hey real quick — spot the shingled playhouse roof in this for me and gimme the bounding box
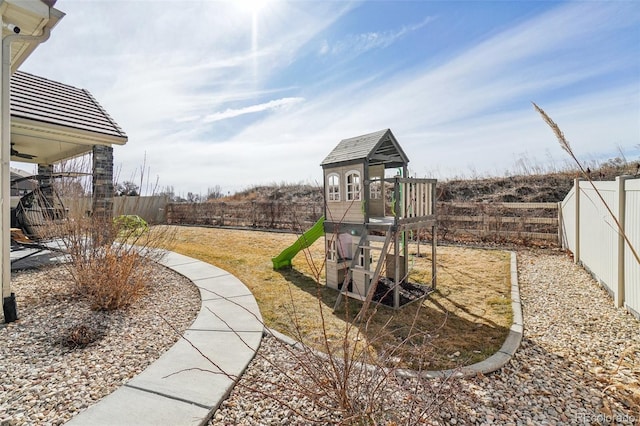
[320,128,409,169]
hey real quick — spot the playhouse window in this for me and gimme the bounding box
[327,239,337,261]
[346,171,361,201]
[370,180,381,199]
[327,173,340,202]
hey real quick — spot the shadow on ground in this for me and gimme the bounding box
[277,267,509,371]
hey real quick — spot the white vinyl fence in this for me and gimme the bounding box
[561,177,640,318]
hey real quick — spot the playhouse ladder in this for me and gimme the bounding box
[333,228,393,314]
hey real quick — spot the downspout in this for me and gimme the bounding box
[1,22,52,323]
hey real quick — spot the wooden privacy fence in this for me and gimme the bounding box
[560,177,640,318]
[167,199,561,244]
[437,202,560,244]
[166,201,323,230]
[62,195,169,224]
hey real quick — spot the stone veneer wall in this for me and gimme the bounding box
[37,163,54,207]
[92,145,114,219]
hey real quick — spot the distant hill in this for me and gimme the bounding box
[216,159,640,204]
[439,158,639,203]
[219,183,324,203]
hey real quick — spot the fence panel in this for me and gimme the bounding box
[560,177,640,318]
[625,179,640,316]
[578,183,618,298]
[61,196,169,224]
[437,202,559,244]
[560,186,576,251]
[166,201,323,231]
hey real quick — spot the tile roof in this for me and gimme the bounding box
[10,71,127,140]
[320,128,408,167]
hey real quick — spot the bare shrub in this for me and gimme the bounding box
[246,244,457,424]
[62,323,103,348]
[168,213,459,424]
[56,207,177,310]
[28,157,177,311]
[68,237,149,311]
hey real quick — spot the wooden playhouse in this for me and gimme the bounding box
[321,129,437,309]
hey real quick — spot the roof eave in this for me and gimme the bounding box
[11,116,127,163]
[12,116,127,145]
[1,2,65,73]
[321,158,365,170]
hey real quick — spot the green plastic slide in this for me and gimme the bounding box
[272,216,325,270]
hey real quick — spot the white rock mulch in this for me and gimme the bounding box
[2,250,638,425]
[0,263,200,426]
[210,250,639,425]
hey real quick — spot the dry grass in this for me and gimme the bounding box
[163,225,511,370]
[595,345,640,417]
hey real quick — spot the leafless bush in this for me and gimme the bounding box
[166,211,457,424]
[43,207,175,311]
[62,323,104,348]
[30,156,177,311]
[264,225,456,423]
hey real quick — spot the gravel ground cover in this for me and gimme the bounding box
[0,263,200,426]
[2,249,638,425]
[211,250,639,425]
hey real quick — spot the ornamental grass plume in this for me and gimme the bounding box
[532,102,640,266]
[532,102,585,174]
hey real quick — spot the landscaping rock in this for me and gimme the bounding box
[0,264,199,425]
[210,250,639,425]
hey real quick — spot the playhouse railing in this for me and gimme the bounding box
[370,177,437,225]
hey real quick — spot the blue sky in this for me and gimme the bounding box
[18,0,640,196]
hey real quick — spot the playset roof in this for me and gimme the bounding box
[320,128,409,169]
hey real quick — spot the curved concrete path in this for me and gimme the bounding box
[67,250,264,426]
[67,250,522,425]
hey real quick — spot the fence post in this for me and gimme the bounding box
[615,176,629,308]
[252,201,256,227]
[557,201,563,248]
[574,178,581,264]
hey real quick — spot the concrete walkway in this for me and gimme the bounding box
[67,251,264,426]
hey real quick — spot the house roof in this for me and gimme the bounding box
[10,71,127,139]
[320,128,409,168]
[9,71,128,164]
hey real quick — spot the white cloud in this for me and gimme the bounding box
[202,97,304,123]
[320,16,435,56]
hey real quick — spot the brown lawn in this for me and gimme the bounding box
[160,225,512,370]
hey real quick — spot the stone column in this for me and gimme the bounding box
[92,145,114,220]
[37,163,54,212]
